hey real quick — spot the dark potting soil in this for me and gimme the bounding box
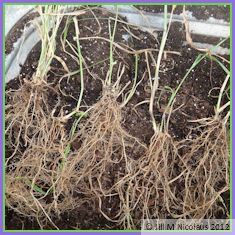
[135,5,230,22]
[5,7,230,230]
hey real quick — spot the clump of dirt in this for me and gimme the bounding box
[5,6,230,230]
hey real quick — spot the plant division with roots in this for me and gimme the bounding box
[5,6,86,229]
[59,10,148,227]
[115,6,180,228]
[175,74,230,219]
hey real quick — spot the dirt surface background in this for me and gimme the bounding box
[135,5,230,22]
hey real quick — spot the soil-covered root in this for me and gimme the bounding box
[175,117,230,219]
[5,81,74,228]
[116,130,180,229]
[6,80,61,160]
[62,86,147,226]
